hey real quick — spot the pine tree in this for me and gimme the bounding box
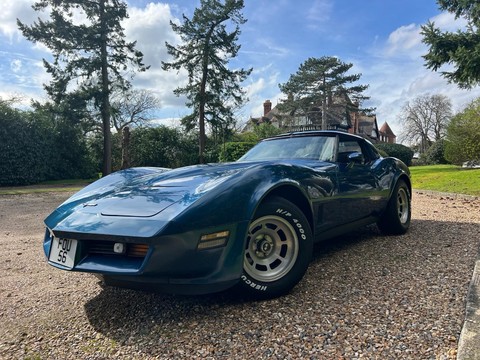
[278,56,371,130]
[18,0,148,175]
[162,0,252,163]
[422,1,480,89]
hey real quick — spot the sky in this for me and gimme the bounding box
[1,0,479,141]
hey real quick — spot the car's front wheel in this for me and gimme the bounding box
[235,196,313,299]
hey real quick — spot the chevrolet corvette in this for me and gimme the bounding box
[44,131,411,298]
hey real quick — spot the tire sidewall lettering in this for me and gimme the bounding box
[240,275,268,291]
[276,208,307,240]
[238,199,313,298]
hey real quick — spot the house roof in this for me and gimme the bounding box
[379,122,396,137]
[355,114,379,139]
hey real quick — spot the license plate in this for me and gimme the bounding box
[49,237,78,269]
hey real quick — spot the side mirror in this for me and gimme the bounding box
[348,152,364,164]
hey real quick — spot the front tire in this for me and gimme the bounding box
[377,179,411,235]
[236,196,313,299]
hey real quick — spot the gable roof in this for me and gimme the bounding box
[351,113,379,140]
[379,122,396,137]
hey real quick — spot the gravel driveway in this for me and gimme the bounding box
[0,191,479,359]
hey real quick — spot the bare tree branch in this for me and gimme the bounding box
[398,94,452,153]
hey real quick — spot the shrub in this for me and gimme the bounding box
[420,139,448,165]
[376,143,414,166]
[128,126,198,168]
[444,99,480,165]
[0,100,97,186]
[219,142,256,162]
[0,107,49,185]
[376,148,388,158]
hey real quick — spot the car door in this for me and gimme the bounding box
[330,134,381,225]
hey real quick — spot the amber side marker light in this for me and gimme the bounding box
[128,243,150,257]
[198,231,230,250]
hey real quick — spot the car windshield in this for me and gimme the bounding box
[238,135,336,162]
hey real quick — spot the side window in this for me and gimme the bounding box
[337,138,364,163]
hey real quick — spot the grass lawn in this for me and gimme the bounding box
[410,164,480,196]
[1,166,479,197]
[0,179,94,195]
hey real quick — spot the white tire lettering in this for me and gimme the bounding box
[276,208,292,217]
[240,275,267,291]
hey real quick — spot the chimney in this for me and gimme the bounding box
[263,100,272,116]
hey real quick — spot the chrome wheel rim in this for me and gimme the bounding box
[397,188,409,224]
[244,215,299,282]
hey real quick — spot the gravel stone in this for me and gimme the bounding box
[0,191,479,359]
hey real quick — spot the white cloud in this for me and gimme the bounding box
[0,0,37,41]
[10,59,22,72]
[351,9,480,142]
[245,77,266,100]
[0,48,49,104]
[385,24,423,58]
[431,11,467,31]
[125,3,187,110]
[307,0,332,23]
[150,117,182,129]
[245,38,291,58]
[359,11,480,139]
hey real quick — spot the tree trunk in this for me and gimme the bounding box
[99,0,112,175]
[321,76,327,130]
[321,100,327,130]
[121,126,131,169]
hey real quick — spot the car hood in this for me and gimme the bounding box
[45,163,255,236]
[45,160,334,238]
[51,163,252,214]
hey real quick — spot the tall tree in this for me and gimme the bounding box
[278,56,371,130]
[445,98,480,164]
[422,0,480,88]
[398,94,452,153]
[162,0,252,163]
[18,0,148,175]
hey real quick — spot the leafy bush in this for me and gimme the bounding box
[129,126,198,168]
[0,106,49,185]
[445,99,480,165]
[376,143,414,166]
[253,123,283,139]
[420,139,448,165]
[376,148,388,158]
[0,101,96,186]
[219,142,256,162]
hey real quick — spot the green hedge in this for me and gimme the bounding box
[219,142,256,162]
[0,102,95,186]
[0,108,49,186]
[376,143,414,166]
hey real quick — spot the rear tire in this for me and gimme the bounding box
[377,179,411,235]
[235,196,313,299]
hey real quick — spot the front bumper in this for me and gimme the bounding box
[44,220,249,294]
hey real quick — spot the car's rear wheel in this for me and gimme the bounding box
[236,196,313,299]
[377,179,411,235]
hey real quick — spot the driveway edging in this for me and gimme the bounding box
[458,259,480,360]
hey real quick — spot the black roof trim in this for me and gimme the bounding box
[264,130,365,141]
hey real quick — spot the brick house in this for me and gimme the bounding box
[378,122,397,143]
[244,98,395,143]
